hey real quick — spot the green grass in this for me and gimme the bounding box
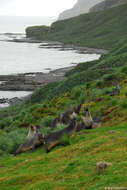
[0,124,127,190]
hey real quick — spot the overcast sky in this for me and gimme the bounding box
[0,0,77,17]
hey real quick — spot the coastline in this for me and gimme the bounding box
[0,39,104,92]
[39,41,108,55]
[0,66,74,107]
[3,37,109,55]
[0,40,105,107]
[0,66,74,91]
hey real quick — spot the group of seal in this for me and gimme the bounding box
[51,104,82,129]
[15,105,100,155]
[14,83,121,155]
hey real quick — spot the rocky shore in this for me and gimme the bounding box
[0,66,74,91]
[1,36,108,55]
[39,41,108,55]
[0,66,74,107]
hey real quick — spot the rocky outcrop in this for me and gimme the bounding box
[25,25,50,39]
[90,0,127,12]
[58,0,103,20]
[0,66,75,91]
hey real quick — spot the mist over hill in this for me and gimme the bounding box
[58,0,104,20]
[58,0,127,20]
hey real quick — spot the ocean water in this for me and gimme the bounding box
[0,16,100,75]
[0,91,32,99]
[0,36,100,75]
[0,16,100,101]
[0,16,54,33]
[0,90,32,108]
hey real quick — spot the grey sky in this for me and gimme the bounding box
[0,0,14,5]
[0,0,77,16]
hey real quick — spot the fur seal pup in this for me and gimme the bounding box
[51,104,82,129]
[61,104,82,124]
[50,116,61,130]
[15,125,45,155]
[45,119,77,153]
[82,107,93,129]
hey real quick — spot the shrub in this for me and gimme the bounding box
[104,95,111,101]
[76,115,82,122]
[90,88,102,100]
[61,133,71,146]
[102,87,114,95]
[0,117,13,129]
[0,149,4,156]
[53,124,67,132]
[103,74,116,82]
[96,80,104,88]
[40,116,54,127]
[121,66,127,75]
[0,128,27,154]
[109,99,118,107]
[78,93,87,104]
[22,113,34,126]
[40,127,52,136]
[120,101,127,109]
[86,82,91,89]
[125,92,127,98]
[72,87,83,99]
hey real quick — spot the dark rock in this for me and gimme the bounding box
[9,97,22,105]
[0,98,8,104]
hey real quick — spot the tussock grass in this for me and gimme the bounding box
[0,124,127,190]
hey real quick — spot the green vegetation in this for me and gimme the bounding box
[26,25,50,39]
[0,3,127,189]
[26,4,127,49]
[1,124,127,190]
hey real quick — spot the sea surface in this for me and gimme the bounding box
[0,16,100,103]
[0,34,100,75]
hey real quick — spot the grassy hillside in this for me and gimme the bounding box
[1,5,127,189]
[0,40,127,146]
[0,57,127,189]
[90,0,127,12]
[1,124,127,190]
[26,4,127,49]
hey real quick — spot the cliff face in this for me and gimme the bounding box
[90,0,127,12]
[58,0,104,20]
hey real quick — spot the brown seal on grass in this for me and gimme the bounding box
[15,125,45,155]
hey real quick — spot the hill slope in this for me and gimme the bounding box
[90,0,127,12]
[0,37,127,190]
[1,124,127,190]
[1,4,127,190]
[26,4,127,49]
